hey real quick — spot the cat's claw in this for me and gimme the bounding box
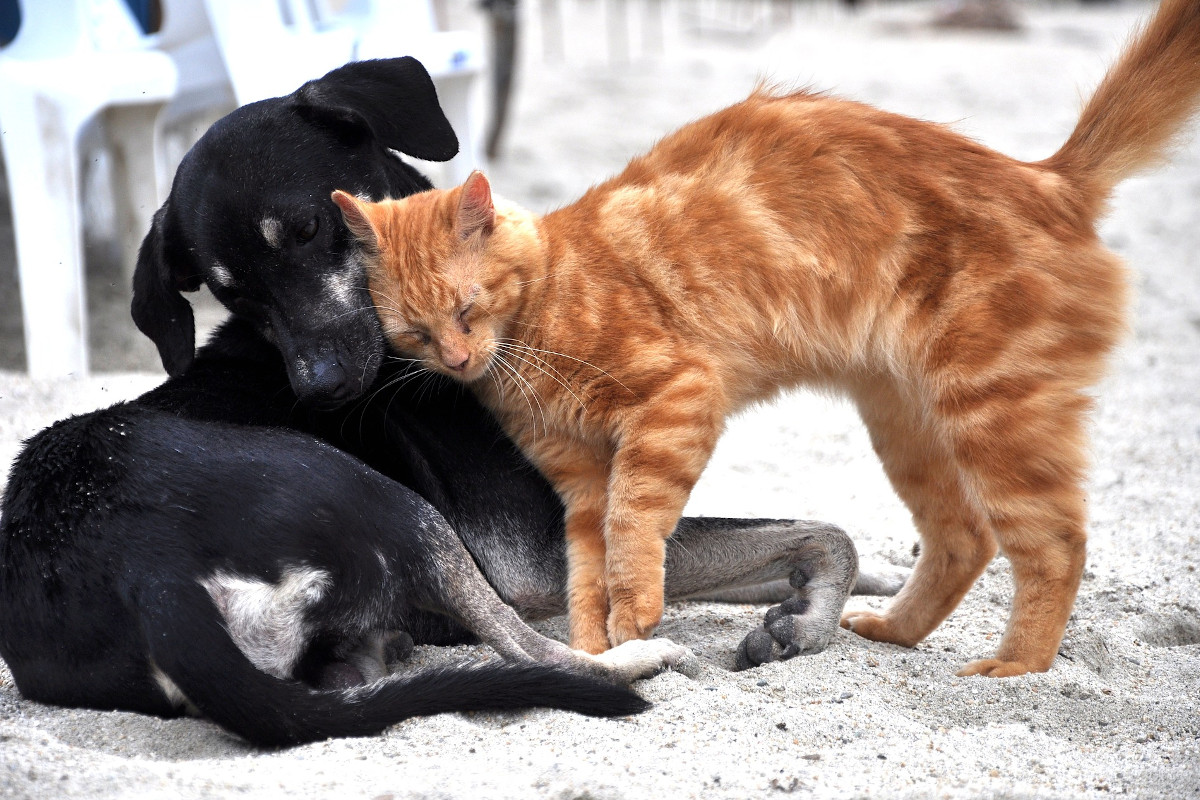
[734,595,838,670]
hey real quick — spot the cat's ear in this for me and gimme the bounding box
[457,170,495,241]
[331,190,380,249]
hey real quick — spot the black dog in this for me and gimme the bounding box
[0,59,884,747]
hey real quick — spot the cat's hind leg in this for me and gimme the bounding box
[941,383,1092,677]
[840,379,999,651]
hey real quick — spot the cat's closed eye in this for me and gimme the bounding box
[398,329,432,346]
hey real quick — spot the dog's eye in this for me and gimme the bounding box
[297,217,319,243]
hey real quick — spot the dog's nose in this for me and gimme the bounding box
[304,356,355,406]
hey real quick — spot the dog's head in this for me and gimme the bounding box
[132,57,458,406]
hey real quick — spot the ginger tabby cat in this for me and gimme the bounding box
[334,0,1200,676]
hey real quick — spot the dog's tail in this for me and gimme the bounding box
[1043,0,1200,209]
[147,585,648,747]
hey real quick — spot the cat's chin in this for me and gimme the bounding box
[450,361,490,385]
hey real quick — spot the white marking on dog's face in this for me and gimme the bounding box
[198,565,332,679]
[259,217,283,249]
[323,264,359,310]
[209,259,235,288]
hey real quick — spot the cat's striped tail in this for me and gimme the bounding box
[1044,0,1200,206]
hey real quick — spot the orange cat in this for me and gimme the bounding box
[334,0,1200,676]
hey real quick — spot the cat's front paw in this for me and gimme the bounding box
[956,657,1046,678]
[569,618,613,655]
[606,591,664,646]
[839,609,922,647]
[735,595,838,670]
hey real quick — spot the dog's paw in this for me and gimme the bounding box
[592,637,696,681]
[385,631,415,664]
[956,657,1044,678]
[734,595,838,670]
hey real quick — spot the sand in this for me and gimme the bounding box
[1,1,1197,797]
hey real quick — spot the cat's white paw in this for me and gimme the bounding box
[586,637,695,681]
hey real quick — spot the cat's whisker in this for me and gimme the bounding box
[490,349,547,436]
[323,304,380,323]
[496,338,629,398]
[483,357,507,405]
[492,344,550,430]
[494,342,588,410]
[514,272,558,288]
[374,362,438,403]
[492,339,575,390]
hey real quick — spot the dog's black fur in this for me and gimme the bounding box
[0,59,876,747]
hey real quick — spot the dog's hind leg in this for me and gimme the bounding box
[414,518,691,683]
[662,519,861,669]
[690,560,908,604]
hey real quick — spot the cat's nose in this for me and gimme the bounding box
[445,353,470,372]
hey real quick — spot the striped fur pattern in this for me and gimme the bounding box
[336,0,1200,676]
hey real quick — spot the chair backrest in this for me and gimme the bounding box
[313,0,440,37]
[202,0,355,105]
[155,0,214,49]
[2,0,147,60]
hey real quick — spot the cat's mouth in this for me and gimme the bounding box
[443,351,492,384]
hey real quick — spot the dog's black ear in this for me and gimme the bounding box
[131,203,201,376]
[290,57,459,162]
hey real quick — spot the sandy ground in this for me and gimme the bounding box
[1,1,1198,797]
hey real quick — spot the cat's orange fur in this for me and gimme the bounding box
[334,0,1200,676]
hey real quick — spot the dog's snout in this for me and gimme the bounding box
[292,354,358,407]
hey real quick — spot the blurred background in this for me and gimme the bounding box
[0,0,1167,375]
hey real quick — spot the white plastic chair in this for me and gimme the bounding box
[200,0,358,106]
[155,0,235,132]
[0,0,178,377]
[301,0,485,183]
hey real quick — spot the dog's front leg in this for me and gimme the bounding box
[661,518,864,668]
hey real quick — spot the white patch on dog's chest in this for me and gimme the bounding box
[198,565,331,679]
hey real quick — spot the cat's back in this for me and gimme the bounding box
[593,88,1053,215]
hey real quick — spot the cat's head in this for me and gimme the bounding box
[332,172,526,384]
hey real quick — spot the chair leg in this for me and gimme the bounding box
[435,74,483,185]
[483,0,519,159]
[0,86,90,376]
[104,103,168,286]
